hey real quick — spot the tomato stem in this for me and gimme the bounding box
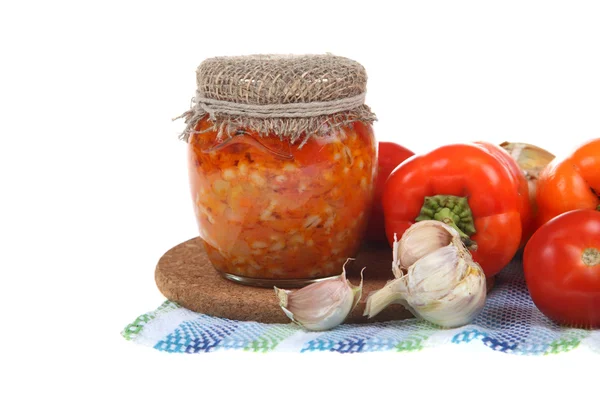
[415,195,478,251]
[582,248,600,267]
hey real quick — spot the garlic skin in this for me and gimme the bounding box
[500,142,555,214]
[364,221,486,328]
[499,141,555,182]
[274,264,364,331]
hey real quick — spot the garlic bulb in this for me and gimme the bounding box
[274,263,364,331]
[364,221,486,328]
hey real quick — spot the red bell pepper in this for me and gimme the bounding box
[383,142,528,277]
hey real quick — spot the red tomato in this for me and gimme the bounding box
[365,142,414,242]
[523,209,600,328]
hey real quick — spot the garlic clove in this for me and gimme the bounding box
[274,263,364,331]
[409,262,486,328]
[405,245,463,303]
[397,221,454,270]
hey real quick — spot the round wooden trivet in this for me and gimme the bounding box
[155,237,414,324]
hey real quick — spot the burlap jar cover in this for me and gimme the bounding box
[177,54,377,144]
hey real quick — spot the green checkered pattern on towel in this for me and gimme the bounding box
[122,259,600,355]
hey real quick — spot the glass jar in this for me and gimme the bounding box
[188,116,377,287]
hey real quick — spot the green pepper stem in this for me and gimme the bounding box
[415,195,478,251]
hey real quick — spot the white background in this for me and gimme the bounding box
[1,1,599,399]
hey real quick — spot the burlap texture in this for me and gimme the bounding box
[176,54,376,144]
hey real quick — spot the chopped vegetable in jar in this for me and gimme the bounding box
[189,117,376,280]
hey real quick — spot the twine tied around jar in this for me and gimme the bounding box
[175,54,377,146]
